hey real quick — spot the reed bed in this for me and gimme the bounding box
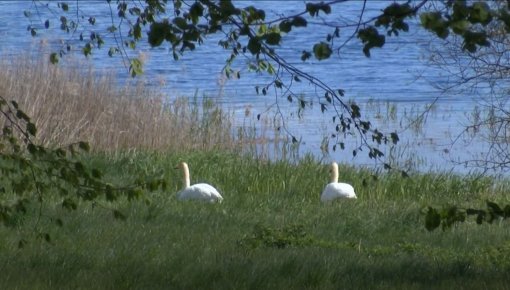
[0,55,246,153]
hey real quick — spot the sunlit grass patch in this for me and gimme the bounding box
[1,150,510,289]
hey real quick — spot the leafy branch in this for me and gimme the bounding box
[26,0,504,172]
[24,1,415,169]
[424,200,510,231]
[0,96,166,244]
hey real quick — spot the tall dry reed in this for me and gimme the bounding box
[0,54,241,153]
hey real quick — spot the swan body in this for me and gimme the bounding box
[177,162,223,203]
[321,162,357,202]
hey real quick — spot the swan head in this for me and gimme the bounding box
[175,161,188,170]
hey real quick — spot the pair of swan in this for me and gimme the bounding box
[176,161,357,203]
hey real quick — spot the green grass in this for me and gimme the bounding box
[1,151,510,289]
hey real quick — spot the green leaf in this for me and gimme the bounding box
[74,161,85,173]
[265,32,281,45]
[27,122,37,137]
[299,99,306,109]
[420,12,449,39]
[301,50,312,61]
[279,20,292,33]
[16,109,30,121]
[49,53,59,64]
[487,201,503,215]
[133,23,142,40]
[189,2,204,24]
[390,132,399,144]
[219,0,239,18]
[129,58,143,77]
[78,141,90,152]
[27,143,37,155]
[504,205,510,218]
[60,16,68,31]
[476,212,486,224]
[247,37,261,54]
[148,21,171,47]
[452,1,469,21]
[350,103,361,118]
[291,16,307,27]
[83,43,92,57]
[129,7,141,16]
[425,207,441,231]
[60,2,69,11]
[358,27,385,57]
[306,3,319,16]
[91,169,102,179]
[313,42,332,60]
[450,20,470,34]
[108,47,118,57]
[462,30,489,52]
[306,3,331,17]
[469,2,492,25]
[499,9,510,33]
[173,17,187,30]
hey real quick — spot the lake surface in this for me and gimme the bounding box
[0,1,499,174]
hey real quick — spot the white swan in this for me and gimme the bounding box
[321,162,357,202]
[176,162,223,203]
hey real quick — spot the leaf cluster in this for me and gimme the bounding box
[424,201,510,231]
[420,1,495,52]
[359,3,416,57]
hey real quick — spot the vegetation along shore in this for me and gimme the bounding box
[0,55,510,290]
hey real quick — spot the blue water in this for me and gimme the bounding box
[0,1,495,173]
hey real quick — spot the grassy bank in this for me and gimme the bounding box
[1,151,510,289]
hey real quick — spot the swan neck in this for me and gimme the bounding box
[182,162,191,188]
[330,162,339,183]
